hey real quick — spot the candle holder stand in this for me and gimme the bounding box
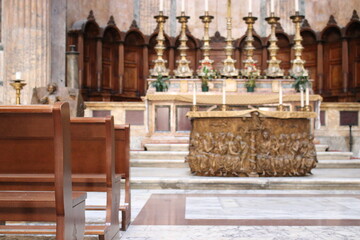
[277,104,285,111]
[150,11,170,77]
[265,13,284,78]
[241,14,260,77]
[198,12,214,77]
[289,12,308,77]
[10,80,27,105]
[174,13,193,78]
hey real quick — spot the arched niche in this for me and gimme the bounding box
[83,21,100,90]
[124,30,145,98]
[346,21,360,91]
[148,33,171,73]
[239,35,263,71]
[322,26,342,93]
[102,26,121,94]
[275,33,291,74]
[174,34,198,73]
[301,29,318,91]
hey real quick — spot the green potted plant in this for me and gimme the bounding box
[245,77,256,92]
[198,64,215,92]
[151,74,169,92]
[293,75,310,92]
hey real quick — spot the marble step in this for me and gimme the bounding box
[317,159,360,168]
[145,144,329,152]
[131,159,360,169]
[145,144,189,152]
[131,159,188,168]
[316,152,353,160]
[315,144,329,152]
[130,167,360,190]
[130,151,188,160]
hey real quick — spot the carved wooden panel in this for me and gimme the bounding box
[124,32,144,97]
[348,23,360,89]
[102,29,120,93]
[323,29,342,93]
[301,31,318,91]
[83,23,99,90]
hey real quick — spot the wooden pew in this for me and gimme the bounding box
[70,116,121,240]
[115,124,131,231]
[0,102,86,240]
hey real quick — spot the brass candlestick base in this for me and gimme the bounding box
[174,13,193,78]
[221,104,227,111]
[289,12,308,77]
[10,80,27,105]
[198,12,215,76]
[265,14,284,78]
[304,105,312,112]
[192,105,198,112]
[277,104,285,111]
[241,14,260,77]
[150,12,170,77]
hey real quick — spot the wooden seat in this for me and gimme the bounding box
[70,116,121,240]
[0,102,86,240]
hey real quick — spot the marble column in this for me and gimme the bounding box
[3,0,51,104]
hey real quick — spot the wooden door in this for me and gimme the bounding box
[102,29,120,93]
[323,29,342,94]
[347,23,360,91]
[83,23,99,90]
[124,47,142,97]
[302,31,318,91]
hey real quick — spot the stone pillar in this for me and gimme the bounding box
[3,0,51,104]
[342,37,349,92]
[66,45,79,89]
[317,40,324,94]
[51,0,67,87]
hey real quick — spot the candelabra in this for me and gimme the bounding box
[10,79,27,105]
[174,13,193,78]
[289,12,308,77]
[220,0,238,77]
[150,11,170,77]
[197,12,214,77]
[241,13,260,77]
[265,13,284,78]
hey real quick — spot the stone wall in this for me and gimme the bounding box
[65,0,359,38]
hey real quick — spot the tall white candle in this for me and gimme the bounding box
[248,0,252,13]
[279,81,283,105]
[205,0,208,12]
[15,72,21,80]
[305,85,309,106]
[300,86,304,108]
[271,0,275,13]
[295,0,299,12]
[193,82,196,105]
[181,0,185,12]
[160,0,164,11]
[222,80,226,105]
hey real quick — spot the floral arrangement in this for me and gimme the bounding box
[292,75,310,92]
[198,61,216,87]
[244,63,259,88]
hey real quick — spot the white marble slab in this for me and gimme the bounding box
[186,197,360,220]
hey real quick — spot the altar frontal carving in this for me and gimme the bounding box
[186,112,317,177]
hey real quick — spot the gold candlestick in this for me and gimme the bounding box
[241,14,260,77]
[265,13,284,78]
[198,12,214,77]
[174,13,193,78]
[220,0,238,77]
[10,80,27,105]
[289,12,308,77]
[150,11,170,77]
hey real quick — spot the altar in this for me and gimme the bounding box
[186,109,318,177]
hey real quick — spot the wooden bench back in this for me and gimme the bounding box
[0,102,72,215]
[70,116,115,185]
[114,124,130,178]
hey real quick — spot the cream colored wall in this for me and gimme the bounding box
[66,0,359,37]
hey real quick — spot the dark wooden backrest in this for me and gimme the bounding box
[114,124,130,178]
[70,116,115,185]
[0,102,72,216]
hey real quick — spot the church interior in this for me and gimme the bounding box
[0,0,360,239]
